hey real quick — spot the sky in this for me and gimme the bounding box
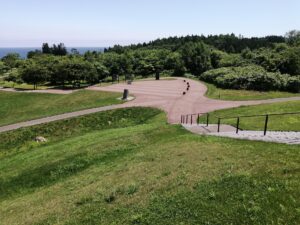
[0,0,300,47]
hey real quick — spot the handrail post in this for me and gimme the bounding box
[217,118,221,132]
[191,115,193,125]
[206,113,209,127]
[197,114,200,125]
[186,115,188,124]
[264,115,269,136]
[236,117,240,134]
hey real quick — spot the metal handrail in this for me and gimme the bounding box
[217,111,300,120]
[217,111,300,135]
[180,113,209,126]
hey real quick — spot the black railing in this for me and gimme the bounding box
[181,111,300,136]
[181,113,210,126]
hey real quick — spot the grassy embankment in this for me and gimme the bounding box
[204,82,300,100]
[0,107,299,225]
[0,90,122,126]
[199,101,300,131]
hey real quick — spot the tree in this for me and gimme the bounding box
[27,50,43,59]
[52,43,68,56]
[181,42,212,76]
[42,43,51,54]
[210,50,223,68]
[280,47,300,75]
[71,48,80,55]
[4,68,22,85]
[21,60,50,89]
[0,61,8,75]
[1,53,21,69]
[285,30,300,46]
[52,57,97,86]
[166,52,186,76]
[93,62,109,81]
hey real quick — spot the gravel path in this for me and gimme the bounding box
[0,104,128,133]
[183,124,300,145]
[1,78,299,133]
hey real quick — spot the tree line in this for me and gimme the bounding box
[1,30,300,92]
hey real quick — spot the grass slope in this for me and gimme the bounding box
[0,107,299,225]
[0,90,122,126]
[199,101,300,131]
[204,82,300,101]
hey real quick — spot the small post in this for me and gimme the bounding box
[217,118,221,132]
[197,114,200,125]
[122,89,129,100]
[191,115,193,125]
[155,71,160,80]
[186,115,188,124]
[236,117,240,134]
[206,113,209,127]
[264,115,269,136]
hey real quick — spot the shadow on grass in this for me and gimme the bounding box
[0,147,134,200]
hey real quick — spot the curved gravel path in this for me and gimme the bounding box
[0,78,299,133]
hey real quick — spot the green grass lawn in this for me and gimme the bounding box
[0,107,299,225]
[0,81,51,90]
[204,82,300,101]
[199,101,300,131]
[0,90,122,126]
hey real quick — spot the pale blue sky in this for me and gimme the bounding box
[0,0,299,47]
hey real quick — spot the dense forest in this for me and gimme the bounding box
[0,31,299,92]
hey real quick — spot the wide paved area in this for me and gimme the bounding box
[88,78,300,123]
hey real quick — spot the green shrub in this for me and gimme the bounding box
[200,66,298,92]
[286,76,300,92]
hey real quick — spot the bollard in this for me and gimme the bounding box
[206,113,209,127]
[155,72,160,80]
[217,118,221,132]
[122,89,129,100]
[264,115,269,136]
[236,117,240,134]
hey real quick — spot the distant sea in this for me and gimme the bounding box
[0,47,106,58]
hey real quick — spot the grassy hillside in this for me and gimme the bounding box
[0,107,299,225]
[0,90,122,126]
[204,82,300,101]
[199,101,300,131]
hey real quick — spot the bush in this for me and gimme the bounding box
[200,66,298,92]
[286,76,300,92]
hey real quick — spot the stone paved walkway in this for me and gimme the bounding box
[209,130,300,145]
[88,78,300,124]
[183,124,300,145]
